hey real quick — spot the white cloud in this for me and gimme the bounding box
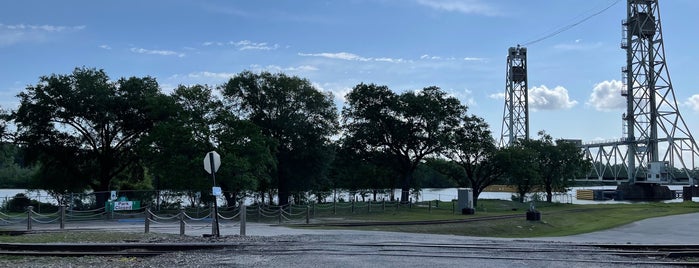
[130,47,185,57]
[0,23,85,46]
[553,39,604,51]
[685,95,699,112]
[463,57,485,61]
[185,71,237,79]
[231,40,279,50]
[203,40,280,51]
[0,23,85,32]
[587,80,626,111]
[99,44,112,50]
[529,85,578,110]
[489,92,504,100]
[249,64,319,73]
[298,52,405,63]
[421,54,441,60]
[415,0,500,16]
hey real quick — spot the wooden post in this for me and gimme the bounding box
[367,201,371,213]
[26,206,33,231]
[351,199,355,213]
[240,204,246,236]
[59,205,66,230]
[305,206,310,224]
[278,207,283,224]
[145,208,150,233]
[179,208,185,236]
[428,201,432,213]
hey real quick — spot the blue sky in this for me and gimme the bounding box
[1,0,698,143]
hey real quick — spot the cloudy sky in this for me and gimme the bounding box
[1,0,698,143]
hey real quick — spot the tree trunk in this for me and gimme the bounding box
[546,183,553,203]
[400,172,413,203]
[472,189,481,208]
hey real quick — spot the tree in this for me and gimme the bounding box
[342,83,466,203]
[221,71,338,206]
[331,142,398,202]
[140,84,218,206]
[499,142,539,203]
[13,67,169,207]
[442,115,504,207]
[141,84,275,207]
[531,131,590,202]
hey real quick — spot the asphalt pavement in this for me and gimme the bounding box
[17,212,699,245]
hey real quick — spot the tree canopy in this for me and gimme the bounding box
[342,83,466,203]
[221,71,338,205]
[13,67,170,205]
[442,115,504,207]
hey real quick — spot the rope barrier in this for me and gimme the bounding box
[30,216,60,224]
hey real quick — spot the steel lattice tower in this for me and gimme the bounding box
[622,0,699,183]
[499,46,529,147]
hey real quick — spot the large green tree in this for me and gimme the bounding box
[140,85,218,206]
[530,131,590,202]
[13,67,169,206]
[342,83,466,203]
[443,115,504,207]
[142,84,275,207]
[499,142,540,203]
[221,71,338,206]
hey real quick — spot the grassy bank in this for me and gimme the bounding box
[306,199,699,238]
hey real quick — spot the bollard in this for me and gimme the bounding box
[428,201,432,213]
[145,208,151,234]
[306,206,310,224]
[27,206,33,231]
[60,205,66,230]
[351,200,355,213]
[367,201,371,213]
[382,200,385,212]
[179,208,185,236]
[240,204,246,236]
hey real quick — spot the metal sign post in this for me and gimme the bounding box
[204,151,221,237]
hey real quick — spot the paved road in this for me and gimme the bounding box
[16,212,699,245]
[7,213,699,267]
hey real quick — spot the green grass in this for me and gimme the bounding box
[302,200,699,238]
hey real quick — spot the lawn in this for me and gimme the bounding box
[301,199,699,238]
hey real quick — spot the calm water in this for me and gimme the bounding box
[0,186,694,207]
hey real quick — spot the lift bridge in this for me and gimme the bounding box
[500,0,699,198]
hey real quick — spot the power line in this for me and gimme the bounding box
[522,0,622,47]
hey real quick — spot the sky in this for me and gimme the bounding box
[1,0,698,144]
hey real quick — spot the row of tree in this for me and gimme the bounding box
[0,67,589,207]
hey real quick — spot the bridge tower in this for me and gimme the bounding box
[499,45,529,147]
[621,0,699,184]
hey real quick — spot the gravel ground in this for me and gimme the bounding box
[0,233,689,268]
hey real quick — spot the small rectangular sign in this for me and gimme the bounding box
[212,187,222,197]
[114,201,133,211]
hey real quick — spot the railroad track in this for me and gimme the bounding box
[0,240,697,266]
